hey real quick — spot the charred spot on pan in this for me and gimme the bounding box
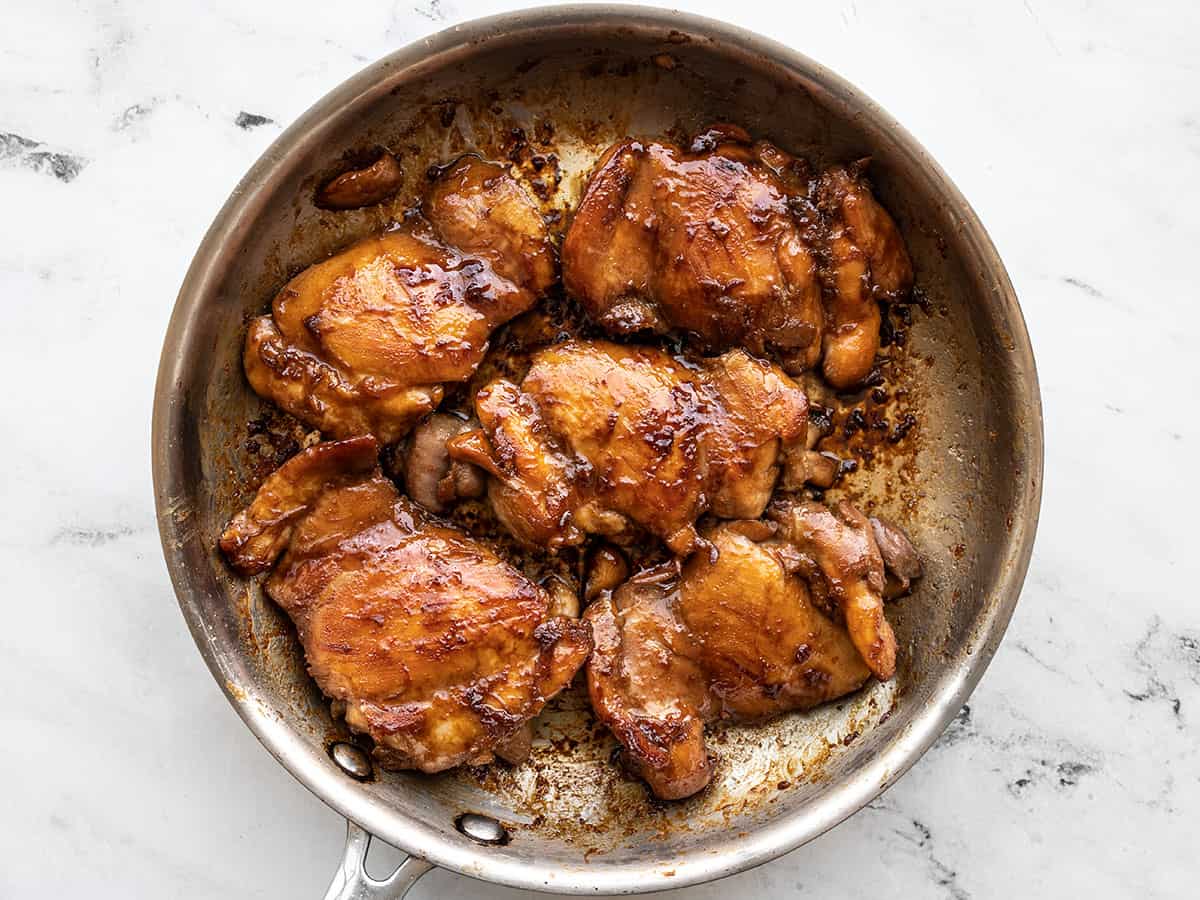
[843,408,866,437]
[861,367,887,388]
[911,286,935,315]
[242,410,316,480]
[503,127,529,163]
[878,304,897,348]
[548,735,581,753]
[534,119,555,146]
[808,403,833,433]
[889,413,918,444]
[435,99,459,127]
[879,299,917,350]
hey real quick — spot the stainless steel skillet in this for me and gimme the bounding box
[152,6,1043,896]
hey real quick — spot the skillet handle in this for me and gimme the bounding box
[323,821,435,900]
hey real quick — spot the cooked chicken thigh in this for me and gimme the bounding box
[446,340,810,556]
[562,126,826,373]
[244,157,554,444]
[219,436,591,773]
[586,515,883,800]
[563,128,913,389]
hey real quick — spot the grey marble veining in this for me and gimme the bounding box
[1,0,1197,897]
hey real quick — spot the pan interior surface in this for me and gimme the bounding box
[153,8,1041,894]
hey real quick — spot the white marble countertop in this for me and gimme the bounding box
[2,0,1197,896]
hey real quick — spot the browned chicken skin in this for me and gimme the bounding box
[446,339,809,555]
[218,436,592,773]
[244,156,554,444]
[586,514,885,800]
[563,127,826,373]
[563,128,913,389]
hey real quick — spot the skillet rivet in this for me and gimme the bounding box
[330,742,372,780]
[455,813,509,845]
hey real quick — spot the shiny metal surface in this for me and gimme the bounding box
[455,814,511,847]
[331,743,374,781]
[152,5,1043,895]
[323,822,433,900]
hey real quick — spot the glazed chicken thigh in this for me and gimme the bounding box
[244,156,554,444]
[562,126,826,374]
[446,340,810,556]
[586,514,869,799]
[563,128,913,389]
[219,436,591,772]
[587,500,914,799]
